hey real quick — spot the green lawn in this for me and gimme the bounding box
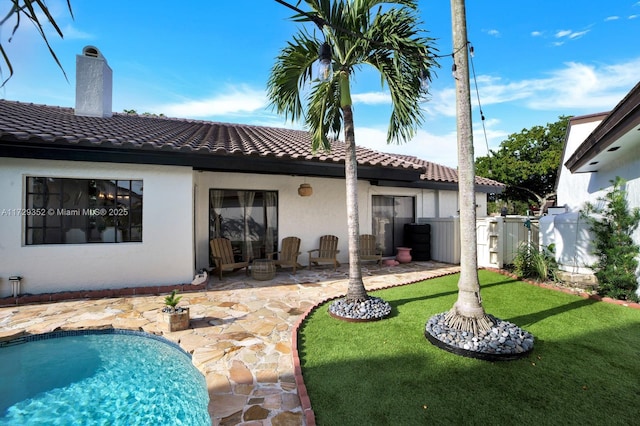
[297,270,640,425]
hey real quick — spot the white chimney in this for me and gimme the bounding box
[75,46,112,117]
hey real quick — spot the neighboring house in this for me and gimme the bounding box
[0,46,504,297]
[544,81,640,289]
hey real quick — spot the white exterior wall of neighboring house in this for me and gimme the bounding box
[0,158,194,297]
[551,115,640,281]
[556,116,607,211]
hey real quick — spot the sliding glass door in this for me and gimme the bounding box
[209,189,278,262]
[372,195,415,256]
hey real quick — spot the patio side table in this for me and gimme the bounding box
[251,259,276,280]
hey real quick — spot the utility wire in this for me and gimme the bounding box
[468,44,491,158]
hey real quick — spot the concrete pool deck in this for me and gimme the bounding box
[0,261,460,425]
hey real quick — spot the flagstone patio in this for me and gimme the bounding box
[0,261,460,425]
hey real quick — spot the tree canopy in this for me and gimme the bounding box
[475,115,570,213]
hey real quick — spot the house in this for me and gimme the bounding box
[0,46,504,297]
[544,80,640,291]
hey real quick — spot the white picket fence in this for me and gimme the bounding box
[417,216,539,268]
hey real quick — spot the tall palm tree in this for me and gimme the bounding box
[268,0,437,310]
[441,0,493,334]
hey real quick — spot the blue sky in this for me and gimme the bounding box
[1,0,639,167]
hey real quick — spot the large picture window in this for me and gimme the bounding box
[209,189,278,262]
[25,177,143,244]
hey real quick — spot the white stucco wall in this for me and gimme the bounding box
[0,158,194,297]
[556,117,606,211]
[193,171,489,272]
[553,116,640,284]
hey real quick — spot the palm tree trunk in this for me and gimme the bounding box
[342,103,368,302]
[444,0,493,335]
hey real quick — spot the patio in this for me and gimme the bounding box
[0,261,460,425]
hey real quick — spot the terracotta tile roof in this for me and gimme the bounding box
[0,100,419,171]
[393,154,506,189]
[0,100,504,190]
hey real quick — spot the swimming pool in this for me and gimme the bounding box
[0,330,210,425]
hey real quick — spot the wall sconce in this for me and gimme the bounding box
[9,275,22,298]
[298,183,313,197]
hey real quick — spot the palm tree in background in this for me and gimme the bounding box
[268,0,438,310]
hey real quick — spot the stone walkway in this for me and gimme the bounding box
[0,261,460,425]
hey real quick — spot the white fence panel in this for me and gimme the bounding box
[417,217,460,264]
[419,216,538,268]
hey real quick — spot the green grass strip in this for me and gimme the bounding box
[298,270,640,425]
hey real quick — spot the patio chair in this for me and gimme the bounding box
[209,238,250,280]
[359,234,383,266]
[267,236,303,274]
[308,235,341,270]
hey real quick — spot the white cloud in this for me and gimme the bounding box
[156,85,267,118]
[354,126,459,167]
[61,24,93,40]
[439,57,640,113]
[605,16,620,21]
[352,122,506,168]
[523,60,640,110]
[531,31,543,37]
[485,29,500,37]
[568,30,589,39]
[554,28,589,41]
[352,91,391,105]
[555,30,573,38]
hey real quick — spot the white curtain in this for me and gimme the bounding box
[237,191,255,260]
[265,192,277,254]
[210,190,224,238]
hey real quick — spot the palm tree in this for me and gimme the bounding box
[441,0,493,334]
[0,0,73,86]
[268,0,437,312]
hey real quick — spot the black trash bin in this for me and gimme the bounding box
[403,223,431,261]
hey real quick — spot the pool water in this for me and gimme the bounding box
[0,331,210,425]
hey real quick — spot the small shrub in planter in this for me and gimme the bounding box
[160,290,190,331]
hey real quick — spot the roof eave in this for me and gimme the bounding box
[565,82,640,173]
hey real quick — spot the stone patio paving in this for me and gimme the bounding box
[0,261,460,425]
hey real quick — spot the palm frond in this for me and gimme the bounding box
[267,30,320,124]
[0,0,73,87]
[269,0,439,147]
[306,77,342,151]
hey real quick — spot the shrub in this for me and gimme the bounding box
[583,177,640,302]
[512,241,558,281]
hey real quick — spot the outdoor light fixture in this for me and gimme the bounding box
[318,42,332,81]
[8,275,22,298]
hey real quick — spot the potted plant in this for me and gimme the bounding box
[160,290,190,332]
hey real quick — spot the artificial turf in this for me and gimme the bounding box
[297,270,640,425]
